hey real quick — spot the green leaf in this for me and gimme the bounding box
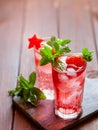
[82,48,93,62]
[57,39,62,45]
[19,75,29,89]
[40,46,52,57]
[40,46,54,65]
[53,60,65,71]
[22,89,30,102]
[8,86,22,95]
[30,87,46,100]
[8,90,16,95]
[28,83,33,88]
[60,47,71,54]
[40,56,51,66]
[53,42,59,51]
[8,71,46,107]
[57,39,71,46]
[29,72,36,86]
[61,39,71,46]
[39,36,71,68]
[47,41,53,47]
[15,86,22,95]
[47,36,57,47]
[29,94,38,107]
[50,36,56,41]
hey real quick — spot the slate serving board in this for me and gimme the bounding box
[13,75,98,130]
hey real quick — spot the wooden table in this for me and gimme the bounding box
[0,0,98,129]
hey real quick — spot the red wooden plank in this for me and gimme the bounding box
[18,0,58,77]
[90,0,98,58]
[13,0,58,129]
[0,0,24,130]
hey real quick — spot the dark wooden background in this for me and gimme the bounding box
[0,0,98,130]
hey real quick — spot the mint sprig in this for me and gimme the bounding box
[40,36,71,67]
[8,72,46,106]
[82,48,93,62]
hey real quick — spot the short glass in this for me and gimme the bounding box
[34,38,54,100]
[52,53,87,119]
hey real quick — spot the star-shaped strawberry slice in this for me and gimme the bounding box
[28,34,44,49]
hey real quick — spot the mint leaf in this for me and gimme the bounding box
[57,39,71,46]
[50,36,56,41]
[39,36,71,70]
[29,72,36,86]
[82,48,93,62]
[19,74,29,89]
[40,46,54,65]
[30,87,46,100]
[53,60,65,71]
[8,90,16,95]
[40,46,52,57]
[40,56,51,65]
[29,94,38,106]
[60,47,71,54]
[61,39,71,45]
[8,72,46,106]
[22,89,30,102]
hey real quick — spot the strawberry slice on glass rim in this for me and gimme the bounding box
[65,55,87,76]
[66,55,86,67]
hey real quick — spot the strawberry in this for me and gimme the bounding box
[66,55,85,67]
[52,48,55,55]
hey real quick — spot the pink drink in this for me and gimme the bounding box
[34,47,54,100]
[52,54,87,119]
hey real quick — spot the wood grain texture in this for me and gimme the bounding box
[18,0,58,77]
[90,0,98,59]
[0,0,98,130]
[0,0,24,130]
[59,0,98,70]
[58,0,98,129]
[13,0,58,130]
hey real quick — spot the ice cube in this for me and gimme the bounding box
[58,73,69,82]
[67,69,77,77]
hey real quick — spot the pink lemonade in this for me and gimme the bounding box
[34,47,54,100]
[52,54,87,119]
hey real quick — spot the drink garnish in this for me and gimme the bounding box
[66,48,93,67]
[40,36,71,70]
[39,36,93,71]
[66,55,85,67]
[8,72,46,106]
[28,34,44,49]
[82,48,93,62]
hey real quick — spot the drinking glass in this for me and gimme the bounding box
[34,38,54,100]
[52,53,87,119]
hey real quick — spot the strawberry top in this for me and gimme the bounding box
[28,34,44,49]
[66,55,86,67]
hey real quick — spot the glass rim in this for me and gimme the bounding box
[52,53,87,74]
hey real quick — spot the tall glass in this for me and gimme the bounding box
[52,54,87,119]
[34,39,54,100]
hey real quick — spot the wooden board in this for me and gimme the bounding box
[13,73,98,130]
